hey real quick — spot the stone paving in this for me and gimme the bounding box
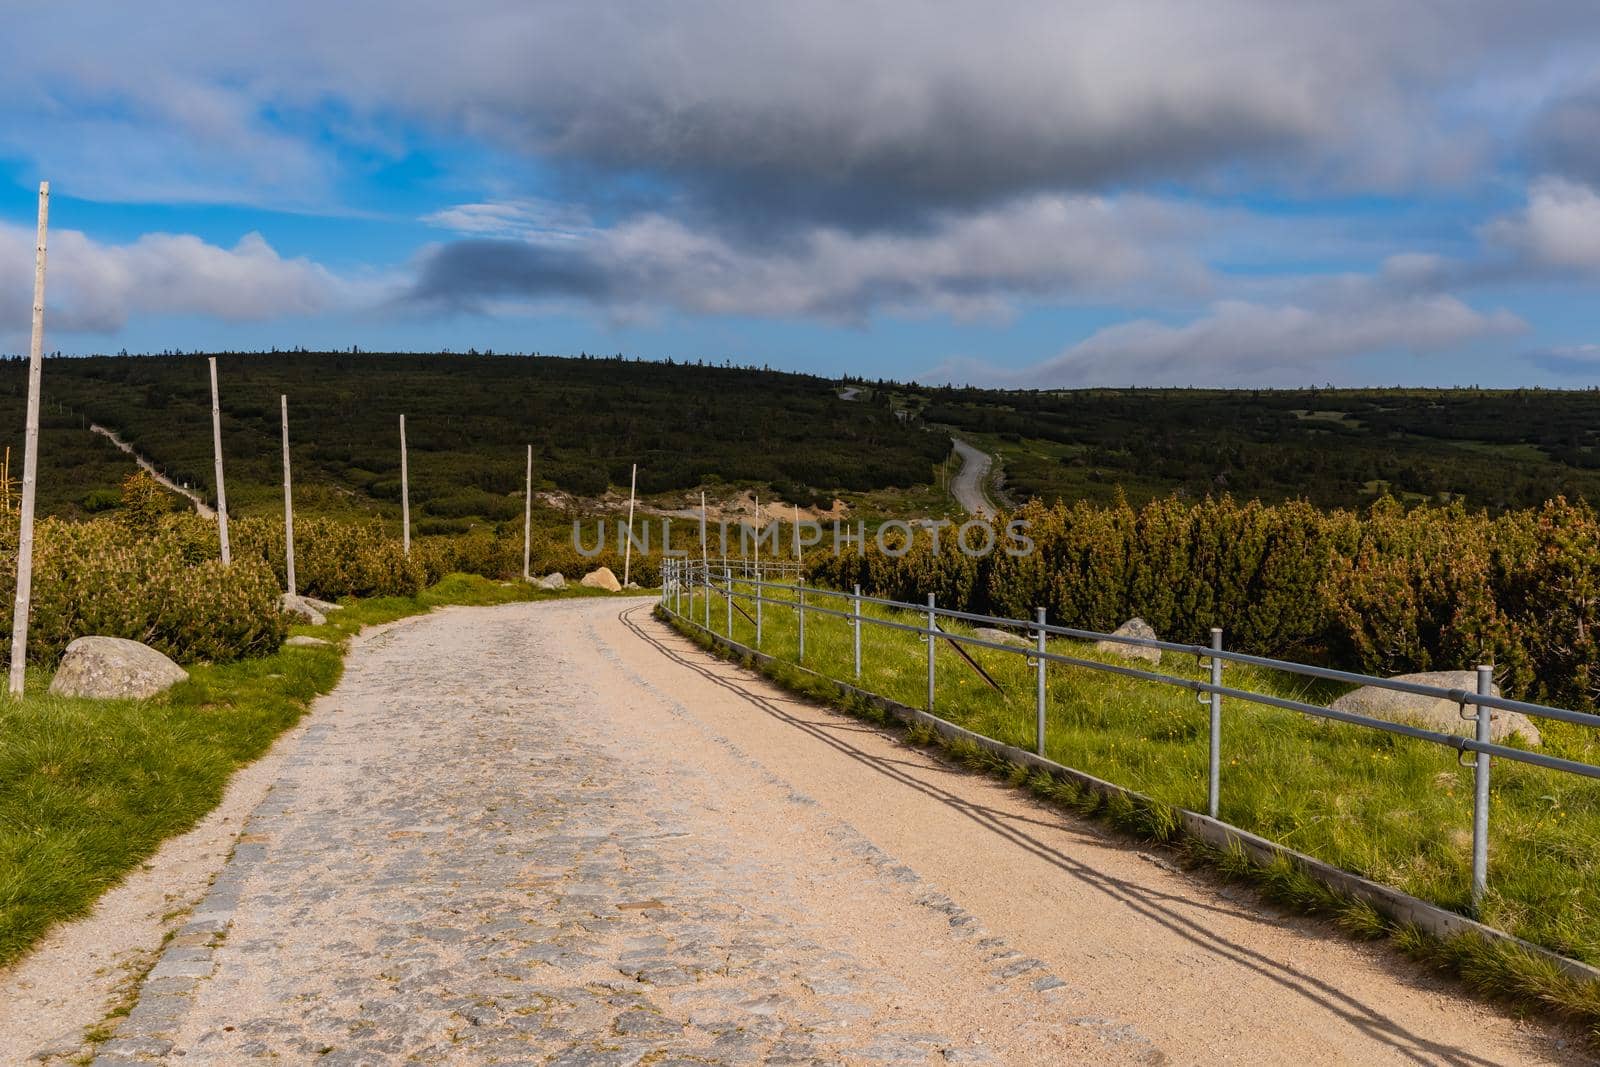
[81,601,1136,1066]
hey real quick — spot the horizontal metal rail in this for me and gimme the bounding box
[678,563,1600,731]
[660,556,1600,915]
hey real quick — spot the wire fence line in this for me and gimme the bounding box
[658,557,1600,914]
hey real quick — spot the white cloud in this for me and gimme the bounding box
[925,291,1525,387]
[1484,176,1600,270]
[0,225,345,342]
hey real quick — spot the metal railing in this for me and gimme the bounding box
[659,557,1600,911]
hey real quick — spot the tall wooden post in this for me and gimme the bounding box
[209,357,231,565]
[281,395,296,596]
[622,462,637,587]
[399,413,410,556]
[523,444,533,581]
[8,181,49,696]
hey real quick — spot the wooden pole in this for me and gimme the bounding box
[523,444,532,581]
[622,462,637,587]
[8,182,49,696]
[208,357,231,565]
[399,413,410,556]
[281,394,296,596]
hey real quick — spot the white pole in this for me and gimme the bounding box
[701,490,710,626]
[794,503,801,561]
[209,357,231,566]
[523,444,533,581]
[622,462,637,587]
[399,413,410,556]
[281,395,296,596]
[7,181,49,697]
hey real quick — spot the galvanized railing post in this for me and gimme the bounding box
[1208,627,1223,819]
[725,566,733,636]
[926,593,936,713]
[797,577,806,662]
[853,583,862,679]
[1472,663,1493,910]
[703,563,710,628]
[1035,607,1047,756]
[661,559,669,608]
[755,563,763,649]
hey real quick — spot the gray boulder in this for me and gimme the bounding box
[580,567,622,592]
[534,572,566,590]
[972,627,1033,650]
[1330,670,1541,746]
[279,594,327,626]
[285,635,331,648]
[1094,618,1162,664]
[301,595,343,613]
[49,637,189,700]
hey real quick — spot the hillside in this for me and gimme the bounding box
[905,385,1600,512]
[0,353,947,527]
[8,355,1600,525]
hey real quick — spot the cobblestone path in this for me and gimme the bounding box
[89,601,1127,1065]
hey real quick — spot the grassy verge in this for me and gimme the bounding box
[0,573,619,968]
[664,581,1600,1032]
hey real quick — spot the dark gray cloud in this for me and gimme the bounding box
[8,2,1600,222]
[410,239,615,311]
[1529,85,1600,185]
[409,194,1212,322]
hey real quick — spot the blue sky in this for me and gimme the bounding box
[4,2,1600,387]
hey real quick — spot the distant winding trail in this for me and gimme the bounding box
[89,423,214,517]
[950,436,997,517]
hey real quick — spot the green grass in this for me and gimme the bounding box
[679,580,1600,961]
[0,572,616,967]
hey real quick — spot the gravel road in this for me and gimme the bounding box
[81,599,1584,1065]
[949,438,996,518]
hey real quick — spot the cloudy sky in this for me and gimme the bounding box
[4,1,1600,387]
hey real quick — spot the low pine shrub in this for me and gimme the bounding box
[811,495,1600,710]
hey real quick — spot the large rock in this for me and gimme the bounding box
[580,567,622,592]
[972,627,1033,650]
[1330,670,1541,746]
[534,572,566,590]
[301,595,343,614]
[279,594,327,626]
[1093,618,1162,664]
[49,637,188,700]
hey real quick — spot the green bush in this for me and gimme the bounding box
[231,516,427,600]
[810,495,1600,710]
[0,512,285,666]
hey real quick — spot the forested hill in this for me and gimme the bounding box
[0,352,945,524]
[908,385,1600,512]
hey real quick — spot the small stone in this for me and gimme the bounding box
[285,635,331,648]
[1093,618,1162,664]
[279,594,327,626]
[580,567,622,592]
[48,636,189,699]
[971,627,1032,649]
[1330,670,1540,746]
